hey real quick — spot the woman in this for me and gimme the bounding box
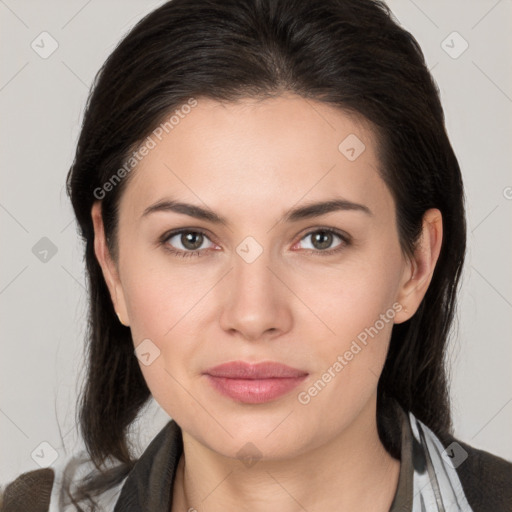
[1,0,511,511]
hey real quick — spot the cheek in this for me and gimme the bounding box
[122,254,206,343]
[125,267,205,419]
[296,240,403,403]
[121,258,214,388]
[304,249,402,351]
[295,292,397,431]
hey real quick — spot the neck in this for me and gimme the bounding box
[172,395,400,512]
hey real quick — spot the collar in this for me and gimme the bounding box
[114,419,183,511]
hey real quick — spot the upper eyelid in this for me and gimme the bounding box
[294,228,350,249]
[162,228,217,245]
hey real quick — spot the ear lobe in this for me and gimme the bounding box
[394,208,443,324]
[91,201,130,326]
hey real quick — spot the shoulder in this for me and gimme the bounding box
[0,454,127,512]
[440,433,512,511]
[0,468,54,512]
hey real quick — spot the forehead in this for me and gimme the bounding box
[118,94,391,220]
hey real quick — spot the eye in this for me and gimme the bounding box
[159,227,351,259]
[161,229,216,258]
[294,228,350,256]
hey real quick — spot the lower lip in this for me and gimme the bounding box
[205,375,308,404]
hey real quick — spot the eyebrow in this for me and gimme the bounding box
[141,197,372,225]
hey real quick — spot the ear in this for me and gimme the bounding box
[393,208,443,324]
[91,201,130,327]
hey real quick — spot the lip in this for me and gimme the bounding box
[203,361,308,404]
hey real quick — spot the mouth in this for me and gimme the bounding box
[203,361,309,404]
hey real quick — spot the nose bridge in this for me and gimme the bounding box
[219,234,290,339]
[231,235,276,303]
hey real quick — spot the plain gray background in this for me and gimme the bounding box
[1,0,511,485]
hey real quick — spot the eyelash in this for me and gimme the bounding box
[159,227,351,259]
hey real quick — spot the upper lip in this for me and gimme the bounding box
[204,361,308,379]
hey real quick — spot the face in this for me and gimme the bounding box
[92,93,434,461]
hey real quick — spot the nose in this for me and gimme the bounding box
[218,245,293,342]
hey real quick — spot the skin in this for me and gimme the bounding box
[91,93,443,512]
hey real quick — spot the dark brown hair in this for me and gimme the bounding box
[61,0,466,508]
